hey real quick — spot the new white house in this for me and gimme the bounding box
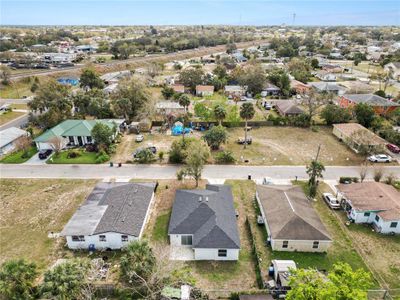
[61,182,156,250]
[336,182,400,234]
[256,185,332,252]
[168,185,240,261]
[34,119,124,150]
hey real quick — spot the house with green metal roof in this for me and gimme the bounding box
[34,119,124,150]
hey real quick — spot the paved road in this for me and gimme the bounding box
[0,113,28,130]
[1,164,400,181]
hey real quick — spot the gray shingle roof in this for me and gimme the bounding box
[168,185,240,249]
[61,182,155,236]
[256,185,331,241]
[344,94,400,107]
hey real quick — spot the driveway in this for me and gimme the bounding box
[23,152,50,165]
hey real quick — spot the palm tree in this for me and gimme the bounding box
[239,102,255,149]
[213,104,227,126]
[306,160,325,197]
[178,94,190,113]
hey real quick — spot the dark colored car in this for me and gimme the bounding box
[386,143,400,154]
[38,149,52,159]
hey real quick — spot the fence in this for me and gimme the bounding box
[245,217,265,289]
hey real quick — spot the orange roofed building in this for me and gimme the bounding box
[338,93,400,115]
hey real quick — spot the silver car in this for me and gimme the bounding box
[322,193,340,209]
[367,154,392,163]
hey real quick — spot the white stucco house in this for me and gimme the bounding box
[168,184,240,261]
[336,182,400,234]
[61,182,156,250]
[256,185,332,252]
[0,127,29,156]
[34,119,124,150]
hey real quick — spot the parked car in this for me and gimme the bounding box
[237,137,252,145]
[386,143,400,154]
[257,215,264,225]
[322,193,340,209]
[367,154,392,163]
[135,134,144,142]
[38,149,52,159]
[133,146,157,158]
[264,103,272,110]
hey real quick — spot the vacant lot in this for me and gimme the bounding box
[216,126,365,165]
[0,179,96,269]
[0,111,25,126]
[144,179,258,295]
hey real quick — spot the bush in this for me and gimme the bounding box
[67,149,81,158]
[289,113,311,127]
[95,150,110,164]
[203,125,227,150]
[135,149,155,163]
[168,138,194,164]
[267,114,288,126]
[215,151,235,164]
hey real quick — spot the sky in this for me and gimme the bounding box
[1,0,399,26]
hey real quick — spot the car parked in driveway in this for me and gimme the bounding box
[367,154,392,163]
[322,193,340,209]
[386,143,400,154]
[38,149,52,159]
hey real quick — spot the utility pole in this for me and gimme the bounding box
[315,144,321,161]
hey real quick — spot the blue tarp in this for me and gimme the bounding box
[57,78,79,86]
[172,125,191,136]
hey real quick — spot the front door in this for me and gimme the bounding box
[77,136,83,146]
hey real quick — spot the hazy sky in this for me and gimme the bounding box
[1,0,399,26]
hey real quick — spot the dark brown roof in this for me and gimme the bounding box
[256,185,331,241]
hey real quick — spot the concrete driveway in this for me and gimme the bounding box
[23,152,49,165]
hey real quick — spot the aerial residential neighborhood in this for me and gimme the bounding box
[1,1,400,300]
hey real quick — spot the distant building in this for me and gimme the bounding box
[290,79,310,94]
[274,100,304,117]
[156,101,186,114]
[195,85,214,97]
[172,84,185,94]
[384,62,400,81]
[338,94,400,115]
[224,85,245,97]
[0,127,29,156]
[261,83,281,97]
[61,182,156,250]
[308,82,347,95]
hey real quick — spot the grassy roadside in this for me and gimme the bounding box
[0,146,37,163]
[0,111,25,126]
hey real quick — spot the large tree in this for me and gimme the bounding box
[40,259,89,299]
[72,89,113,119]
[238,64,266,95]
[180,140,210,187]
[178,68,205,93]
[240,102,255,149]
[213,104,227,125]
[0,65,11,85]
[287,58,312,83]
[0,259,38,300]
[111,79,150,121]
[203,125,227,150]
[178,94,191,113]
[80,67,104,90]
[321,104,352,125]
[91,122,115,150]
[354,103,375,128]
[267,69,291,96]
[306,158,325,198]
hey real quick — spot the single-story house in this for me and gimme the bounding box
[320,63,343,73]
[224,85,246,98]
[338,81,374,94]
[172,84,185,94]
[0,127,29,156]
[384,62,400,81]
[274,100,304,117]
[34,119,124,150]
[336,182,400,234]
[290,79,310,94]
[232,52,248,63]
[261,83,281,97]
[100,70,131,84]
[156,101,186,115]
[256,185,332,252]
[195,85,214,97]
[168,184,240,261]
[61,182,156,250]
[314,70,337,82]
[338,94,400,115]
[308,82,347,96]
[332,123,386,153]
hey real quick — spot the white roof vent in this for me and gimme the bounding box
[199,196,202,202]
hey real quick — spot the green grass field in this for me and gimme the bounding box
[47,150,100,164]
[0,111,25,126]
[0,146,37,164]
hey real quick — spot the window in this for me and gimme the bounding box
[364,212,370,217]
[313,241,319,249]
[68,136,74,143]
[282,241,289,248]
[390,222,398,228]
[218,249,227,257]
[87,136,92,143]
[99,235,106,242]
[181,235,192,246]
[375,215,380,222]
[71,235,85,242]
[121,235,129,242]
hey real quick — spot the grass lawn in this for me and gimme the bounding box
[0,81,34,99]
[0,111,25,126]
[47,149,100,164]
[0,179,96,269]
[0,146,37,163]
[213,126,365,166]
[10,103,29,110]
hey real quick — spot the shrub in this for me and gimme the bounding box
[203,125,227,150]
[168,138,194,164]
[158,151,164,162]
[215,151,235,164]
[95,150,110,164]
[373,167,384,182]
[289,113,311,127]
[67,149,81,159]
[135,149,155,163]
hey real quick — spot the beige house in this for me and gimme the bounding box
[256,185,332,253]
[332,123,386,153]
[195,85,214,97]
